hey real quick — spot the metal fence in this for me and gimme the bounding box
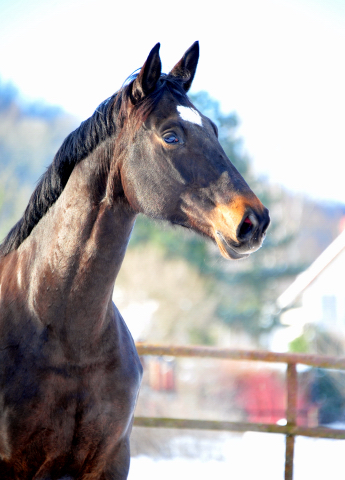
[134,343,345,480]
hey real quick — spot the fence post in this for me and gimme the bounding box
[285,362,297,480]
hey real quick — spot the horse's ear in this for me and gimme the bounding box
[169,41,199,92]
[131,43,162,104]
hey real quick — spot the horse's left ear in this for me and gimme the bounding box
[131,43,162,104]
[169,41,199,92]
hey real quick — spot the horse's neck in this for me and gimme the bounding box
[17,154,136,345]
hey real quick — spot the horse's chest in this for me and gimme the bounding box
[0,338,142,474]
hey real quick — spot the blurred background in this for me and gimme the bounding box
[1,0,345,477]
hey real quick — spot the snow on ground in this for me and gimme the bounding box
[129,432,345,480]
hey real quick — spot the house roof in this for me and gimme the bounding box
[277,229,345,310]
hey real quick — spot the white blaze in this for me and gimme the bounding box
[177,105,203,126]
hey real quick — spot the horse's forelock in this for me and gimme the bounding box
[117,74,189,137]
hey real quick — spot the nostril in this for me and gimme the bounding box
[238,210,270,244]
[238,216,254,239]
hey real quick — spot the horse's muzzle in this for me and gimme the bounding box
[215,207,270,260]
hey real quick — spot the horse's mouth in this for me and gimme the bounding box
[215,231,250,260]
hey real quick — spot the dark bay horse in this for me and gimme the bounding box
[0,42,269,479]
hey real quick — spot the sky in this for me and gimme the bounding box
[1,0,345,203]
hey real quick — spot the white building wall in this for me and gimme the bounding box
[302,248,345,333]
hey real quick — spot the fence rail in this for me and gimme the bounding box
[134,343,345,480]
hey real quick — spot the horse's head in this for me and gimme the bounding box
[119,42,270,260]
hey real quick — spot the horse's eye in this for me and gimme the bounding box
[164,134,179,144]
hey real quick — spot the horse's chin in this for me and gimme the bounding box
[214,232,251,260]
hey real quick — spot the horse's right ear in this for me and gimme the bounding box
[169,41,199,92]
[130,43,162,104]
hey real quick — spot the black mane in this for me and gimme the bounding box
[0,94,118,257]
[0,74,189,257]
